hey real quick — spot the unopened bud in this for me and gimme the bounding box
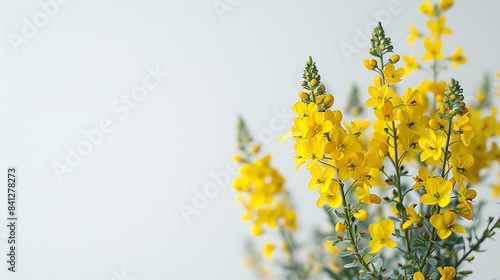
[298,91,309,100]
[466,256,475,261]
[429,119,441,129]
[335,222,346,233]
[390,54,400,63]
[233,154,243,162]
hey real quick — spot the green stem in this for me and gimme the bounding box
[390,121,413,259]
[338,177,376,277]
[455,217,500,268]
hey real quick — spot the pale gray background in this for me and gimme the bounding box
[0,0,499,279]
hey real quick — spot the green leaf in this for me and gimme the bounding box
[426,257,438,266]
[370,254,380,264]
[344,262,358,269]
[338,251,354,257]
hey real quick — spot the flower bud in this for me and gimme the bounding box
[250,144,261,155]
[317,94,335,109]
[335,222,346,233]
[429,119,442,129]
[233,154,243,162]
[390,54,400,63]
[310,79,318,87]
[353,209,369,221]
[438,103,446,114]
[298,91,309,100]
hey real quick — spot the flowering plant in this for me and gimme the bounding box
[232,1,500,279]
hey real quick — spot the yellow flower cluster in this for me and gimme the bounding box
[233,154,297,236]
[232,0,500,279]
[282,0,500,278]
[404,0,465,78]
[232,117,297,265]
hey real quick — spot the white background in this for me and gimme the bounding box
[1,0,500,279]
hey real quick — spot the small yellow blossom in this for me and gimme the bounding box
[308,165,334,191]
[263,242,274,259]
[316,180,343,209]
[408,23,422,46]
[356,184,382,205]
[449,46,466,69]
[368,220,396,253]
[383,63,405,85]
[421,178,452,207]
[430,211,465,239]
[419,0,435,16]
[427,16,452,38]
[423,37,444,61]
[402,54,420,76]
[418,129,446,162]
[403,204,422,229]
[437,266,456,280]
[450,153,475,183]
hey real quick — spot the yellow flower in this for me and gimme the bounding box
[419,0,435,16]
[383,63,405,85]
[455,183,475,220]
[426,16,452,38]
[326,128,358,161]
[311,112,333,138]
[418,129,446,162]
[316,180,343,209]
[263,242,274,259]
[423,37,444,61]
[292,117,314,141]
[363,58,378,70]
[374,101,397,122]
[414,271,425,280]
[366,85,389,109]
[368,220,396,253]
[418,129,446,161]
[450,153,475,183]
[355,184,382,205]
[412,167,436,190]
[430,211,465,239]
[437,266,456,280]
[402,204,422,229]
[439,0,454,11]
[402,55,420,76]
[449,46,466,69]
[353,209,369,221]
[408,23,422,46]
[308,165,334,191]
[294,137,327,170]
[336,152,366,181]
[293,101,317,119]
[421,178,452,207]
